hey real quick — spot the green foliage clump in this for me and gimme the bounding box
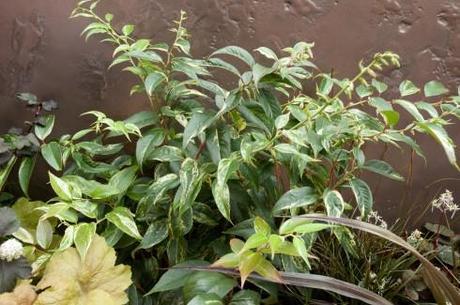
[0,0,459,304]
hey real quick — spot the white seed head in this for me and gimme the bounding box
[367,211,388,229]
[407,229,423,246]
[0,238,24,262]
[431,189,459,218]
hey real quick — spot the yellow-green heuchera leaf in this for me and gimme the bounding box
[34,235,132,305]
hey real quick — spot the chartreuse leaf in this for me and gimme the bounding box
[273,187,318,214]
[35,235,132,305]
[73,222,96,259]
[292,236,311,268]
[279,219,333,235]
[239,252,263,287]
[106,207,142,240]
[18,156,35,197]
[349,178,373,217]
[361,160,404,181]
[424,80,449,97]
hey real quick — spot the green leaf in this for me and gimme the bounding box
[0,157,16,192]
[108,166,138,194]
[211,46,255,67]
[144,72,165,95]
[361,160,404,181]
[206,58,241,76]
[49,172,77,201]
[417,122,458,169]
[145,260,207,295]
[74,222,96,259]
[35,114,55,141]
[416,101,439,118]
[371,79,388,94]
[254,47,278,61]
[136,131,164,168]
[36,219,53,249]
[275,113,290,129]
[57,225,75,251]
[106,207,142,240]
[149,146,184,162]
[273,187,318,214]
[188,294,223,305]
[136,219,169,250]
[399,80,420,97]
[318,74,333,96]
[41,142,63,171]
[122,24,134,36]
[230,290,261,305]
[212,157,239,222]
[323,190,345,217]
[183,271,237,303]
[394,99,424,121]
[18,157,35,197]
[183,112,215,148]
[212,181,231,223]
[274,144,316,163]
[349,178,373,217]
[355,84,373,98]
[424,80,449,97]
[252,64,275,87]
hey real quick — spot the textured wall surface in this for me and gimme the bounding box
[1,0,459,226]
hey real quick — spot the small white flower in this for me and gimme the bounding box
[0,238,24,262]
[431,189,459,218]
[367,211,388,229]
[407,229,423,246]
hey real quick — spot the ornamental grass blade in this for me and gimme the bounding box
[180,265,393,305]
[293,214,460,305]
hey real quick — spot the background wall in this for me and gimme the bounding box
[1,0,459,227]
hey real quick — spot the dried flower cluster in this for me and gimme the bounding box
[431,189,459,218]
[0,238,24,262]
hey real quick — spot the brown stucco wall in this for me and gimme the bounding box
[1,0,459,227]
